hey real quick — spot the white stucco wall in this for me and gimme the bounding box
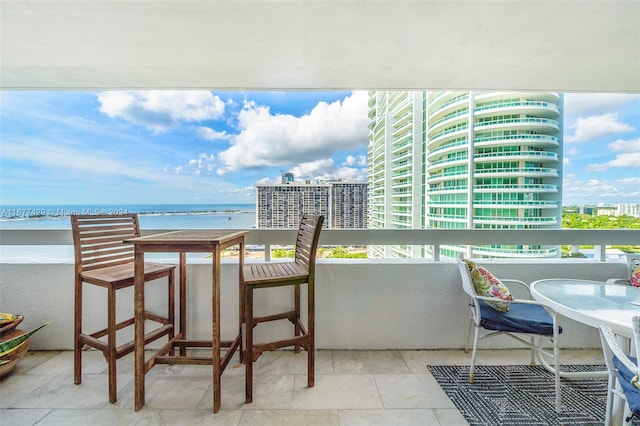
[0,258,625,352]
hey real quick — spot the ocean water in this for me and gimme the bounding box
[0,204,257,229]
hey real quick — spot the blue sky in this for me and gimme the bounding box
[0,91,638,206]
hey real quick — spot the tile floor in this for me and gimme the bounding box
[0,348,604,425]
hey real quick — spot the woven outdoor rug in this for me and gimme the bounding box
[428,364,612,426]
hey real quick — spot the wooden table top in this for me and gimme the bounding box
[126,229,249,246]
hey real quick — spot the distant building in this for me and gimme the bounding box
[580,248,626,260]
[281,172,294,184]
[578,205,595,215]
[596,207,618,216]
[330,182,368,228]
[612,203,640,218]
[256,176,368,228]
[580,203,639,217]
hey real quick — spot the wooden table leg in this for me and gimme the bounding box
[179,252,187,357]
[134,247,145,411]
[238,240,244,363]
[212,246,221,413]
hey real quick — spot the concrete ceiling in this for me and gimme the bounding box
[1,1,639,92]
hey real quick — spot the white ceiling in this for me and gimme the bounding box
[1,0,639,92]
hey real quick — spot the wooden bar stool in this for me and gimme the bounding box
[71,214,175,403]
[243,214,324,403]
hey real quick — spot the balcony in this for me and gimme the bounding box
[1,227,636,421]
[426,137,467,157]
[474,183,557,193]
[473,167,558,179]
[475,117,560,133]
[474,100,560,118]
[474,151,558,163]
[474,133,560,149]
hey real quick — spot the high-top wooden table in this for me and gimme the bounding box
[126,229,248,413]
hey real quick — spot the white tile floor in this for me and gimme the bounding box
[0,348,604,425]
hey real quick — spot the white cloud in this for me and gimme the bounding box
[223,186,256,197]
[562,175,634,202]
[562,147,579,167]
[608,137,640,153]
[256,176,279,185]
[342,155,367,167]
[565,113,634,142]
[167,153,217,176]
[3,137,146,180]
[1,137,210,193]
[587,152,640,171]
[289,159,337,179]
[98,90,225,132]
[564,93,640,117]
[334,167,368,182]
[288,158,368,182]
[217,91,369,173]
[586,137,640,171]
[196,127,231,141]
[618,177,640,186]
[192,185,255,203]
[185,153,216,176]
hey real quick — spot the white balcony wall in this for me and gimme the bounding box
[0,229,635,352]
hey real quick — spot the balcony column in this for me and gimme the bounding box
[465,93,475,258]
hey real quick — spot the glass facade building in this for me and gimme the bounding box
[368,91,563,259]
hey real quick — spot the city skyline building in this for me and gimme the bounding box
[256,176,368,229]
[367,91,563,259]
[596,203,640,218]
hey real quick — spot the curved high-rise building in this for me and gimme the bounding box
[368,91,563,259]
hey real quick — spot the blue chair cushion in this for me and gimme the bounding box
[479,300,562,336]
[614,355,640,416]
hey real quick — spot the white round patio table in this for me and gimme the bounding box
[530,278,640,339]
[531,278,640,424]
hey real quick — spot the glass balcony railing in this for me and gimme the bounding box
[429,185,468,192]
[428,108,469,130]
[473,184,557,192]
[475,117,560,131]
[426,154,468,168]
[473,200,557,207]
[472,215,557,223]
[474,151,558,161]
[427,92,468,113]
[427,138,468,156]
[474,100,560,115]
[473,167,557,176]
[474,133,559,146]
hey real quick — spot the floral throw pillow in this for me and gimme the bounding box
[630,256,640,287]
[463,259,513,312]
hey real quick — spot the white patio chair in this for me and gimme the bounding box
[599,316,640,425]
[456,254,563,412]
[607,253,640,287]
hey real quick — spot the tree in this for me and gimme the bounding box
[562,213,640,254]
